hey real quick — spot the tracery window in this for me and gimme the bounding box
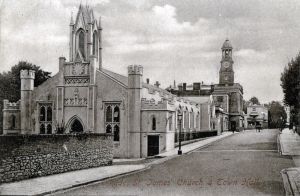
[39,104,52,134]
[105,104,120,141]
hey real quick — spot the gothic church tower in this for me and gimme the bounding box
[69,4,102,69]
[219,39,234,85]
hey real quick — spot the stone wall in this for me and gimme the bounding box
[0,133,113,183]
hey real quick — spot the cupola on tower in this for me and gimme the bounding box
[219,39,234,85]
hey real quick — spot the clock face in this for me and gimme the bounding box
[223,62,230,68]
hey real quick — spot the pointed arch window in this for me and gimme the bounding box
[39,103,53,134]
[40,106,46,121]
[92,31,98,56]
[105,103,121,142]
[106,106,112,122]
[77,30,85,59]
[47,107,52,121]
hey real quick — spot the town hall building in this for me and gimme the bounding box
[2,4,217,158]
[168,39,244,132]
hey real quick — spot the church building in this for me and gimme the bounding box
[2,5,215,158]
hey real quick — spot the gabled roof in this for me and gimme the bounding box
[100,68,128,86]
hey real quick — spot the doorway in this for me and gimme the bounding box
[231,121,236,132]
[147,135,159,156]
[70,119,84,133]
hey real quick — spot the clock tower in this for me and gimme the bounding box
[219,39,234,85]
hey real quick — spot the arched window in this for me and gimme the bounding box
[92,31,98,55]
[47,124,52,134]
[106,106,112,122]
[47,107,52,121]
[113,106,120,122]
[11,115,16,129]
[184,111,189,129]
[152,116,156,131]
[105,103,121,142]
[40,124,45,134]
[78,30,85,58]
[40,106,46,121]
[106,124,112,133]
[113,125,120,141]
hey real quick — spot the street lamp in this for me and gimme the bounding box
[178,111,183,155]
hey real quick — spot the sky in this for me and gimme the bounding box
[1,0,300,104]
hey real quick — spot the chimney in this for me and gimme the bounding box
[154,81,160,88]
[183,83,186,91]
[146,78,150,84]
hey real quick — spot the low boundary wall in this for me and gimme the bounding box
[0,133,113,183]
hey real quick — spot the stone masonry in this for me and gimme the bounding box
[0,133,113,183]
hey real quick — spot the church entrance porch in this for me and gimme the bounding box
[65,116,85,133]
[147,135,159,156]
[70,119,84,133]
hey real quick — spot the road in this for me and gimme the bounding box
[54,129,294,196]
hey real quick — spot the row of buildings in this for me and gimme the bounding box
[2,4,267,158]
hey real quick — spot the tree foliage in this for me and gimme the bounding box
[265,101,287,128]
[280,56,300,108]
[280,53,300,126]
[0,61,51,133]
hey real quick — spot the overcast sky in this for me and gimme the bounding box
[1,0,300,103]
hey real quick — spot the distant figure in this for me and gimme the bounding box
[293,125,296,134]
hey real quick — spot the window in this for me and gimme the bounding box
[114,125,119,141]
[196,113,200,129]
[184,111,189,129]
[39,104,52,134]
[92,31,98,55]
[78,30,85,58]
[169,114,172,131]
[190,111,194,128]
[11,115,16,129]
[105,104,120,141]
[152,116,156,131]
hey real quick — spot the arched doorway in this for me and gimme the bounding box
[70,119,84,133]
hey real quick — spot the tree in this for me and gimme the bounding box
[0,61,51,133]
[249,96,260,105]
[280,53,300,126]
[266,101,287,128]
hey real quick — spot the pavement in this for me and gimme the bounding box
[52,129,291,196]
[0,131,233,196]
[279,128,300,196]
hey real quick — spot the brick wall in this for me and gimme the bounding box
[0,133,113,183]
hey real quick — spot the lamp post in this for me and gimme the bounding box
[178,111,183,155]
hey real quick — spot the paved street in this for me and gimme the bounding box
[53,129,294,196]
